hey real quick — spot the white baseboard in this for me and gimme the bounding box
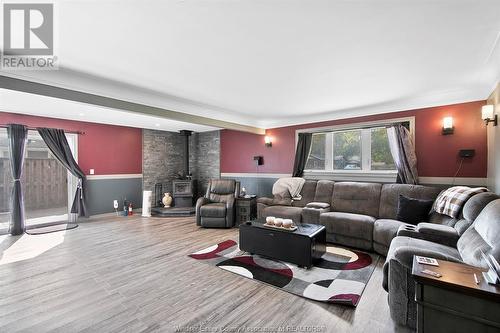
[418,177,487,186]
[87,173,143,180]
[86,208,143,220]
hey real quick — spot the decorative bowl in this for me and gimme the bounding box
[282,219,293,228]
[265,216,275,224]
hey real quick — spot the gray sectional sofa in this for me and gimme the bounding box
[383,192,500,328]
[257,180,454,256]
[257,179,500,329]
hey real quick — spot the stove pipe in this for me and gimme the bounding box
[179,130,193,178]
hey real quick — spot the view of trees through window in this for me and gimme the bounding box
[371,128,396,170]
[305,126,396,172]
[333,130,361,170]
[305,133,326,170]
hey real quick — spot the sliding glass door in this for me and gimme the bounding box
[0,129,11,234]
[0,129,77,235]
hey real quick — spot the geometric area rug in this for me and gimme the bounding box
[188,240,379,306]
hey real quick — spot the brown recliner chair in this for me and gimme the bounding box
[196,179,240,228]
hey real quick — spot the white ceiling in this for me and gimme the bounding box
[1,0,500,129]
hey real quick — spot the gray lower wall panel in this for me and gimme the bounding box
[86,178,142,216]
[221,176,278,197]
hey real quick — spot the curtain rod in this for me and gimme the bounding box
[0,125,85,135]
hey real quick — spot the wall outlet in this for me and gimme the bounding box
[113,200,119,209]
[89,169,95,175]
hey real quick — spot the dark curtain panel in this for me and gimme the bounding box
[292,133,313,177]
[7,124,28,235]
[387,125,419,185]
[37,128,88,217]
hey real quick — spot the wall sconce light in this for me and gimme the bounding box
[264,136,272,147]
[442,116,454,135]
[481,105,497,126]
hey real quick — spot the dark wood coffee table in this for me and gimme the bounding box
[239,218,326,268]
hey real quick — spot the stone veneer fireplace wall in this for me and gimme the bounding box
[142,129,221,200]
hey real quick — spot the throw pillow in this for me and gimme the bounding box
[433,186,488,218]
[396,194,434,225]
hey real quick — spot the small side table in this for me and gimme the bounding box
[412,257,500,333]
[235,196,257,226]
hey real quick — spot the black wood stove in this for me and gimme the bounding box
[151,130,196,217]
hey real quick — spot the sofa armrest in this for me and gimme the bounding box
[417,223,459,238]
[393,246,462,271]
[195,197,210,226]
[383,241,463,291]
[396,223,459,247]
[305,202,330,209]
[385,249,461,329]
[302,206,330,224]
[417,223,459,247]
[257,196,293,206]
[396,224,419,238]
[383,238,463,329]
[257,197,274,205]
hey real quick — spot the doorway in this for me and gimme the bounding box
[0,129,77,235]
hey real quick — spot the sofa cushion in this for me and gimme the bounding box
[462,192,500,222]
[373,219,409,249]
[396,195,434,225]
[453,219,472,236]
[457,199,500,267]
[200,203,226,218]
[313,180,335,204]
[378,184,441,220]
[331,182,382,217]
[272,195,293,206]
[209,179,236,194]
[319,212,375,242]
[291,180,317,207]
[209,193,234,203]
[262,205,303,223]
[328,234,373,251]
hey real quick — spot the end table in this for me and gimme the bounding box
[412,256,500,333]
[235,196,257,226]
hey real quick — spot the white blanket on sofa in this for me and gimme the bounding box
[272,177,306,200]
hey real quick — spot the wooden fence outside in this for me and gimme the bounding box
[0,158,68,212]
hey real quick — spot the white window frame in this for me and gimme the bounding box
[297,116,415,183]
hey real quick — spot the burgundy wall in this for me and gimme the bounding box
[0,112,142,176]
[221,101,487,178]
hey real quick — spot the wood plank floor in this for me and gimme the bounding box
[0,215,413,333]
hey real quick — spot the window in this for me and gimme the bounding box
[304,123,406,174]
[333,130,362,170]
[305,133,327,170]
[370,127,395,171]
